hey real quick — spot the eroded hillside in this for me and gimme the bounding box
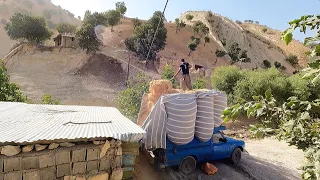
[0,0,81,57]
[180,11,309,71]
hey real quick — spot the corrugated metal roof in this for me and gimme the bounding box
[0,102,145,144]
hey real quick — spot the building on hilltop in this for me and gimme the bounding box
[53,34,77,48]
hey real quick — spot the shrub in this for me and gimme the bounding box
[233,68,293,103]
[118,73,150,121]
[262,27,267,33]
[235,20,242,24]
[211,66,245,95]
[186,14,194,21]
[274,61,282,68]
[262,60,271,68]
[285,54,299,66]
[161,64,177,87]
[0,59,26,102]
[42,94,60,105]
[193,77,206,89]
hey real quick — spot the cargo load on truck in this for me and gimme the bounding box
[140,80,227,150]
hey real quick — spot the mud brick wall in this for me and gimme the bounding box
[0,141,124,180]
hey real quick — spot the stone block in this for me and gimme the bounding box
[0,174,3,180]
[56,150,70,165]
[100,141,110,159]
[88,173,109,180]
[48,143,59,150]
[106,148,115,158]
[1,145,21,156]
[22,156,38,170]
[23,170,40,180]
[87,161,99,173]
[57,164,71,178]
[110,168,123,180]
[60,142,75,147]
[35,144,47,151]
[87,147,100,161]
[22,145,34,153]
[40,166,56,180]
[4,171,22,180]
[99,158,110,171]
[115,156,122,167]
[72,149,86,162]
[39,153,55,168]
[4,157,21,172]
[64,176,76,180]
[72,162,86,174]
[115,147,122,156]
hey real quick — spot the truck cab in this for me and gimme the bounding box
[153,126,245,174]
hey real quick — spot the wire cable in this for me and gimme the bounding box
[146,0,169,61]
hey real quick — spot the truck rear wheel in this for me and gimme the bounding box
[179,156,196,175]
[230,147,242,164]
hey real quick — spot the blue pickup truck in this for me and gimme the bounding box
[152,126,245,174]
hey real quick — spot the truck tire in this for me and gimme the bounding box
[179,156,196,175]
[230,147,242,164]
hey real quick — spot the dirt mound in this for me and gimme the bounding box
[5,44,126,106]
[77,53,126,89]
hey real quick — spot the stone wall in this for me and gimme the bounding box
[0,139,131,180]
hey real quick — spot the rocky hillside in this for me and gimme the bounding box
[0,0,81,58]
[180,11,309,71]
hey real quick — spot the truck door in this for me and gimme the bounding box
[212,133,230,159]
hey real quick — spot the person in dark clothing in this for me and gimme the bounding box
[174,59,192,90]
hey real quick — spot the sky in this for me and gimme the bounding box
[51,0,320,41]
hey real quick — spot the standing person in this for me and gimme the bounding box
[174,59,192,90]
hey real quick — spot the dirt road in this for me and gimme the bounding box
[134,138,303,180]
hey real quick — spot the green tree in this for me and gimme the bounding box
[5,13,52,44]
[200,23,209,37]
[262,27,267,33]
[186,14,194,21]
[78,16,81,21]
[115,1,127,18]
[227,42,241,64]
[285,54,299,66]
[175,18,180,33]
[282,15,320,83]
[188,41,197,56]
[118,73,150,121]
[105,10,121,32]
[132,18,141,31]
[193,77,206,89]
[215,50,226,64]
[42,94,60,105]
[0,60,26,102]
[263,60,271,68]
[76,23,99,54]
[125,11,167,61]
[274,61,282,69]
[76,12,107,53]
[56,22,77,34]
[204,36,210,46]
[161,64,177,87]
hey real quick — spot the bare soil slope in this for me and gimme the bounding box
[180,11,309,72]
[6,45,126,106]
[0,0,81,58]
